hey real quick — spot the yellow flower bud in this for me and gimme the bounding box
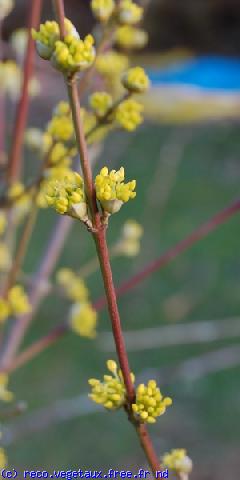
[32,18,78,60]
[88,360,130,410]
[8,285,31,316]
[56,268,89,302]
[91,0,115,22]
[69,302,97,339]
[89,91,113,117]
[118,0,143,25]
[43,171,85,217]
[115,98,144,131]
[162,449,193,479]
[115,25,148,49]
[52,34,95,75]
[107,360,117,373]
[95,166,136,214]
[132,380,172,424]
[122,67,150,93]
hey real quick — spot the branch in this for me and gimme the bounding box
[53,0,161,472]
[7,0,42,183]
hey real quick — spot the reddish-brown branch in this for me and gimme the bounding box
[4,323,68,375]
[67,80,99,221]
[53,0,65,39]
[94,228,135,401]
[7,0,42,183]
[68,77,135,403]
[10,195,240,373]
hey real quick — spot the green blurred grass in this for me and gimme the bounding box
[7,122,240,473]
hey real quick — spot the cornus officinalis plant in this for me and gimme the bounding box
[3,0,237,476]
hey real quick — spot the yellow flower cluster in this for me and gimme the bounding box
[95,166,136,214]
[132,380,172,424]
[0,447,7,469]
[115,98,144,131]
[49,143,75,167]
[0,0,14,20]
[162,449,193,478]
[115,25,148,49]
[90,92,113,118]
[47,102,74,143]
[56,268,89,302]
[91,0,115,22]
[32,19,77,60]
[69,302,97,339]
[0,373,13,402]
[96,51,129,81]
[35,100,107,176]
[122,67,149,93]
[88,360,132,409]
[33,19,95,75]
[30,102,76,173]
[53,34,95,74]
[8,285,31,316]
[89,361,171,424]
[44,171,87,218]
[56,268,97,338]
[37,166,73,209]
[118,0,143,25]
[116,219,143,256]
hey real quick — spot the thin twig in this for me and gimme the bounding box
[7,0,42,183]
[4,323,68,375]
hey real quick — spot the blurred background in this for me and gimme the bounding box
[1,1,240,479]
